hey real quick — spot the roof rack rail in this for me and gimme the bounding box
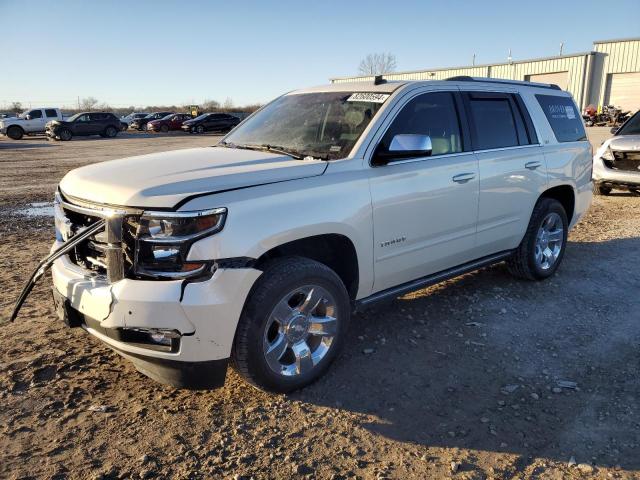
[446,76,562,91]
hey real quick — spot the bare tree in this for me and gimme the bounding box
[358,53,397,75]
[79,96,99,111]
[201,99,220,111]
[223,97,234,109]
[10,101,22,115]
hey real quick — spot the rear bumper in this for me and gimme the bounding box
[51,247,262,388]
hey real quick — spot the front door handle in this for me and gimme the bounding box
[525,161,542,170]
[452,173,476,184]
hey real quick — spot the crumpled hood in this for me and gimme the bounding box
[59,146,327,208]
[608,135,640,152]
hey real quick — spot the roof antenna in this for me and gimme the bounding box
[507,49,513,64]
[559,42,564,56]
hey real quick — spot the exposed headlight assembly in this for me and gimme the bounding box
[601,146,614,161]
[135,208,226,279]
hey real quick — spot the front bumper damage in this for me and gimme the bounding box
[10,197,262,389]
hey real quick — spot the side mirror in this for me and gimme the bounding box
[372,134,432,166]
[25,115,31,120]
[610,127,618,134]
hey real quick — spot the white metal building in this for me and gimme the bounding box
[330,38,640,112]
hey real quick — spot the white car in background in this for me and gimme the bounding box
[593,110,640,195]
[12,77,592,393]
[0,107,63,139]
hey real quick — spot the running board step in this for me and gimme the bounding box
[355,251,513,310]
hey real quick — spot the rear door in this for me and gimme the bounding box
[205,114,223,130]
[462,90,547,257]
[87,113,106,134]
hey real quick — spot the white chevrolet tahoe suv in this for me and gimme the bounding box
[0,108,63,139]
[12,77,592,392]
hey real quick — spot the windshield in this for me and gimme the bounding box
[193,113,210,121]
[67,113,82,122]
[161,114,175,120]
[617,111,640,136]
[19,111,29,119]
[223,91,387,160]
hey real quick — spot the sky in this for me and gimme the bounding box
[1,0,639,109]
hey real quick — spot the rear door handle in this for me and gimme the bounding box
[452,173,476,183]
[525,161,542,170]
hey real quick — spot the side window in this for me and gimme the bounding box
[466,95,519,150]
[29,110,43,119]
[45,109,58,118]
[76,114,90,122]
[90,113,106,121]
[380,91,462,157]
[535,94,587,143]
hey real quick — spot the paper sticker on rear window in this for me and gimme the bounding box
[347,93,390,103]
[565,106,576,119]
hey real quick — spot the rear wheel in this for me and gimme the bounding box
[59,128,72,141]
[630,188,640,197]
[593,183,611,196]
[7,126,23,140]
[105,126,118,138]
[232,257,350,393]
[507,197,568,281]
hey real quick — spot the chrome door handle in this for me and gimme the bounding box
[525,161,542,170]
[452,173,476,183]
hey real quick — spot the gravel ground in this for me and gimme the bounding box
[0,129,639,479]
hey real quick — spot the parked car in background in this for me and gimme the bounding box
[147,113,193,133]
[593,109,640,195]
[130,112,174,131]
[121,112,149,130]
[17,78,592,393]
[181,112,240,134]
[0,108,63,139]
[45,112,122,141]
[0,112,13,119]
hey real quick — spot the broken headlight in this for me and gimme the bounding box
[135,208,226,279]
[601,146,614,161]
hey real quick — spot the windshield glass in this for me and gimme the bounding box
[19,111,29,119]
[67,113,82,122]
[193,113,210,121]
[617,111,640,136]
[223,91,387,160]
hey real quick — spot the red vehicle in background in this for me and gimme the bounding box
[147,113,193,132]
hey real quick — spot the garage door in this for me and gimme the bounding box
[604,72,640,112]
[526,71,569,90]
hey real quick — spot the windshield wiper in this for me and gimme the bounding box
[219,142,304,160]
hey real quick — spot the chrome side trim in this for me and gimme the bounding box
[356,250,512,309]
[141,207,227,218]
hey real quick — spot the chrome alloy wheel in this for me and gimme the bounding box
[534,212,564,270]
[263,285,338,377]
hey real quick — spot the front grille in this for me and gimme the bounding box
[611,151,640,173]
[58,194,142,282]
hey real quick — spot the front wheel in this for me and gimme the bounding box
[195,125,204,134]
[160,124,169,133]
[593,183,611,196]
[506,198,568,281]
[6,126,24,140]
[59,128,72,141]
[232,257,350,393]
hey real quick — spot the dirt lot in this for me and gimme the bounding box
[1,129,639,480]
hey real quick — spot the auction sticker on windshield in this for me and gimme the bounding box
[347,93,390,103]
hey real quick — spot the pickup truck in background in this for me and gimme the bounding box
[0,108,63,139]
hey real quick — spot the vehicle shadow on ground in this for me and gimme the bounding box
[295,236,640,471]
[0,142,55,149]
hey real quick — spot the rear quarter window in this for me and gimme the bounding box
[535,94,586,143]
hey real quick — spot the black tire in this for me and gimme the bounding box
[593,183,611,196]
[105,126,118,138]
[630,188,640,197]
[506,197,568,281]
[160,124,169,133]
[196,125,204,134]
[232,256,350,393]
[59,128,72,141]
[7,125,24,140]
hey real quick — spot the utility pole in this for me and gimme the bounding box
[559,42,564,56]
[472,53,476,66]
[77,96,80,110]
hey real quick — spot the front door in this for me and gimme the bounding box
[72,114,93,135]
[369,91,480,293]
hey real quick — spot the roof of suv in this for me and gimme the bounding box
[295,77,568,96]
